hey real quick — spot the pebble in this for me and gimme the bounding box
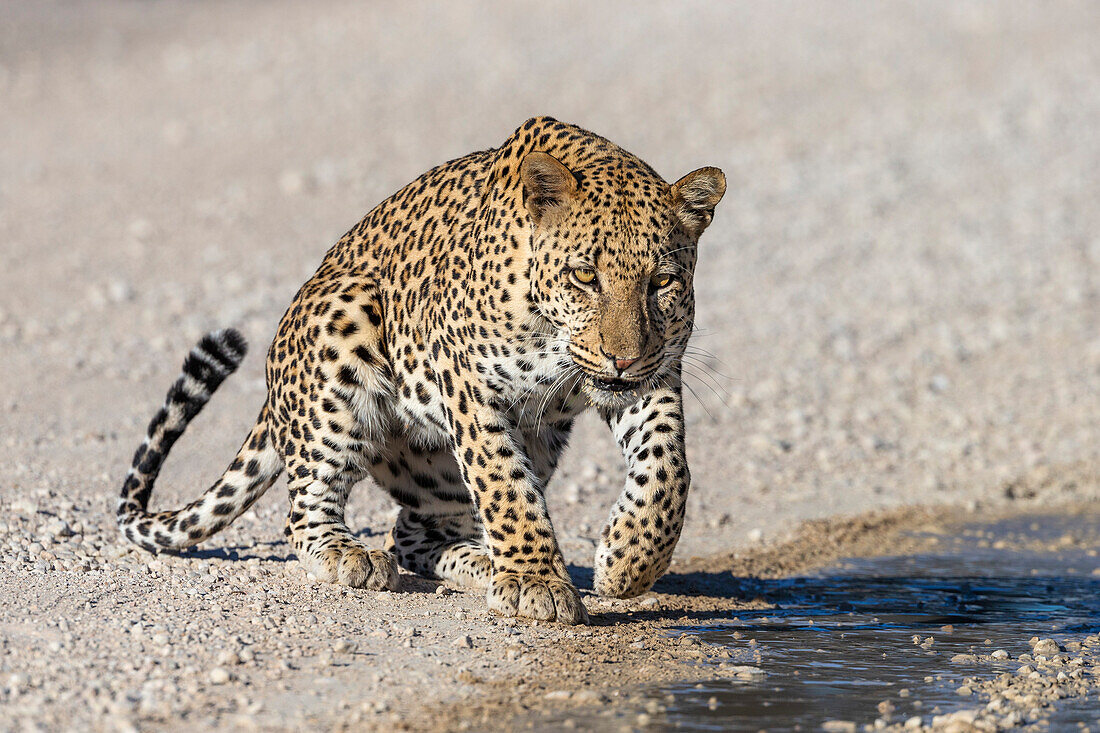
[452,635,473,649]
[821,722,857,733]
[719,665,765,680]
[45,519,73,538]
[217,650,241,666]
[208,668,231,685]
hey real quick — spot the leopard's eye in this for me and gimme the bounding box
[572,267,597,285]
[651,273,674,289]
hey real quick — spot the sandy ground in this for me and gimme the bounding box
[1,1,1099,730]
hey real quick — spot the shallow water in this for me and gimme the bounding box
[546,513,1100,731]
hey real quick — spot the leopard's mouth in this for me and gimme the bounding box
[585,374,643,393]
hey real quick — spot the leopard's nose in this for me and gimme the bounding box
[613,356,638,373]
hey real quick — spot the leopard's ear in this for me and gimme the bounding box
[671,167,726,237]
[520,152,579,227]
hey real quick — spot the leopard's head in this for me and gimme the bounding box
[522,151,725,406]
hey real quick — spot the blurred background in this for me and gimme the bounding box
[1,0,1098,559]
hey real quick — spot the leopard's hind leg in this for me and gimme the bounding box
[385,507,491,588]
[283,471,399,591]
[271,279,399,591]
[374,438,492,588]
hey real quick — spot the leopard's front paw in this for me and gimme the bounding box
[594,539,671,598]
[486,571,589,625]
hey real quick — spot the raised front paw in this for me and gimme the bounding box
[593,538,671,598]
[485,571,589,625]
[300,542,401,591]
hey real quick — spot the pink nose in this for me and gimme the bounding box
[614,357,638,373]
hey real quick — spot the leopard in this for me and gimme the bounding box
[116,116,725,625]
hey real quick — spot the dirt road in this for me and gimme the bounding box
[1,1,1098,730]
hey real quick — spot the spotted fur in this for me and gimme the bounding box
[117,117,725,624]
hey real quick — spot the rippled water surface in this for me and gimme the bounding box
[540,513,1100,731]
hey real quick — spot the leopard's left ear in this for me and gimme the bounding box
[520,152,579,227]
[671,167,726,237]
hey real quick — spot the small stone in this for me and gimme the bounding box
[821,722,857,733]
[991,649,1010,660]
[721,665,765,680]
[217,650,241,666]
[107,279,135,304]
[1016,664,1034,676]
[956,685,972,696]
[45,519,73,538]
[333,639,357,654]
[904,716,922,729]
[209,668,231,685]
[1032,638,1060,656]
[452,635,473,649]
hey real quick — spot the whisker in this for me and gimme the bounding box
[679,375,720,421]
[678,357,736,397]
[680,365,732,406]
[534,368,576,437]
[681,349,735,380]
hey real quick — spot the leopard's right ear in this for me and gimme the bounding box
[520,152,578,227]
[671,167,726,237]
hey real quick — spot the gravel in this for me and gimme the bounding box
[881,634,1100,732]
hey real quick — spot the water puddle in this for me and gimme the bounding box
[543,512,1100,731]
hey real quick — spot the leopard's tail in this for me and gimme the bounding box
[116,329,283,553]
